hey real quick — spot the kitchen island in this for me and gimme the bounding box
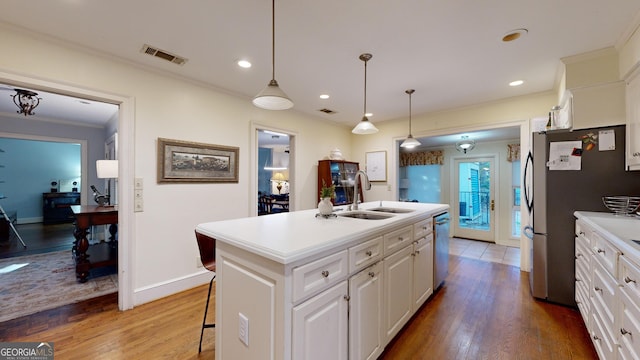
[196,201,449,360]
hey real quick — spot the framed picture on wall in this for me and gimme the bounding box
[157,138,239,183]
[365,150,386,182]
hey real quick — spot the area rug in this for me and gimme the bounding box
[0,250,117,322]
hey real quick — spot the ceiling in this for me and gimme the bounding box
[1,1,638,138]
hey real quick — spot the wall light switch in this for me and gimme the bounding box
[134,178,143,189]
[239,312,249,346]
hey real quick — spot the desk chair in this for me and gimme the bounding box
[195,231,216,352]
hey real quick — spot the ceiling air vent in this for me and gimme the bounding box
[318,108,337,114]
[141,44,188,65]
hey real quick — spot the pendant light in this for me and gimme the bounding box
[352,53,379,134]
[400,89,421,149]
[253,0,293,110]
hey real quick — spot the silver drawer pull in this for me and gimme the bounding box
[415,250,420,255]
[365,250,372,257]
[593,335,600,341]
[576,278,582,282]
[576,253,583,258]
[422,226,428,230]
[343,295,350,301]
[621,328,632,336]
[398,236,404,241]
[596,248,605,254]
[594,286,602,293]
[579,231,585,236]
[321,270,329,278]
[368,271,375,278]
[624,276,637,284]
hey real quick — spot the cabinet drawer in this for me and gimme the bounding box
[591,259,617,338]
[293,250,349,303]
[591,232,620,278]
[384,226,413,255]
[620,255,640,300]
[413,218,432,240]
[590,310,617,360]
[619,289,640,360]
[349,236,383,273]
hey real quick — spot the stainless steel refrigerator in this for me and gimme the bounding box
[526,125,640,306]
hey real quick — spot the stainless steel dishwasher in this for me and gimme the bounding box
[434,211,450,289]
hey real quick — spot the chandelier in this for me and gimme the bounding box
[12,89,41,116]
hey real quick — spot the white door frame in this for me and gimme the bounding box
[452,155,497,242]
[250,122,297,217]
[0,70,135,310]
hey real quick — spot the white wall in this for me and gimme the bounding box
[0,24,352,305]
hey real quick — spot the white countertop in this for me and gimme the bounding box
[574,211,640,264]
[196,201,449,264]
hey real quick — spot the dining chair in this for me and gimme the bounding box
[195,231,216,352]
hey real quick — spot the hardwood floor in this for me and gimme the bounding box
[0,255,596,359]
[0,222,76,258]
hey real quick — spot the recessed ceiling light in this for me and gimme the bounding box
[319,94,330,99]
[237,60,252,68]
[502,28,528,42]
[509,80,524,87]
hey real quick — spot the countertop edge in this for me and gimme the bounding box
[574,210,640,266]
[197,202,449,265]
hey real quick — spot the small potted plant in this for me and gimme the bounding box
[318,179,335,215]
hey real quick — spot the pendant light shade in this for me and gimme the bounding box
[456,136,476,154]
[253,0,293,110]
[352,53,379,134]
[400,89,421,149]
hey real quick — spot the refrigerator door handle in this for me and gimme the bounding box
[524,151,534,214]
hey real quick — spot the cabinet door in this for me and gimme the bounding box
[627,72,640,170]
[383,245,413,342]
[292,281,348,360]
[349,262,383,360]
[412,236,433,311]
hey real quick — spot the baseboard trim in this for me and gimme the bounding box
[133,270,214,307]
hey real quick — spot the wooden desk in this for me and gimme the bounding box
[70,205,118,283]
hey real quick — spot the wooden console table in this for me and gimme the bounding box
[70,205,118,283]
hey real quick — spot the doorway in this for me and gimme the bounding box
[256,128,294,216]
[453,156,496,242]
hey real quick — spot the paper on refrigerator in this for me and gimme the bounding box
[547,141,582,170]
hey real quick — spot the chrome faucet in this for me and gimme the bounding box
[352,170,371,210]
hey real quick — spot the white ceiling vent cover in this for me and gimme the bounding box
[141,44,188,65]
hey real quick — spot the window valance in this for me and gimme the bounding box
[399,150,444,166]
[507,144,520,162]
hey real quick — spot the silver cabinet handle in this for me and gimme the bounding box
[343,295,350,301]
[579,231,585,236]
[321,270,329,278]
[368,271,375,278]
[593,335,600,341]
[596,248,605,254]
[415,250,420,255]
[398,236,404,241]
[621,328,632,336]
[594,286,602,293]
[624,276,637,284]
[576,253,583,258]
[365,250,372,256]
[576,278,582,282]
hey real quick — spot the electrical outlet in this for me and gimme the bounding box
[387,184,392,191]
[239,312,249,346]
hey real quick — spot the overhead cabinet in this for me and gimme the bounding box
[626,71,640,170]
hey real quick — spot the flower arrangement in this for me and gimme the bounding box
[320,179,335,199]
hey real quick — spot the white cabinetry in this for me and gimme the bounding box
[349,262,384,360]
[618,256,640,359]
[575,214,640,360]
[626,71,640,170]
[412,233,434,311]
[383,245,414,342]
[293,281,349,360]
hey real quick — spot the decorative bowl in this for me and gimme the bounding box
[602,196,640,215]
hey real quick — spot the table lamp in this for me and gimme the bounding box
[94,159,118,206]
[271,172,286,194]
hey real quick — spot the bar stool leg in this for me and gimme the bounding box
[199,275,216,353]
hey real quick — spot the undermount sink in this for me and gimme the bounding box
[338,211,395,220]
[368,207,414,214]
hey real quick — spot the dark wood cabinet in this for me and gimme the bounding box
[43,192,81,224]
[318,160,363,206]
